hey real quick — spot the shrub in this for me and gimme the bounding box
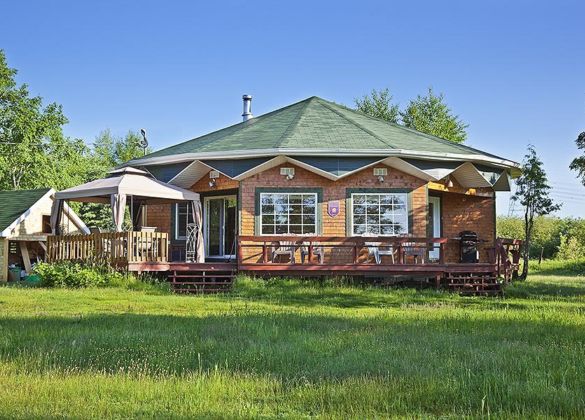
[556,234,585,261]
[34,262,107,288]
[33,262,170,293]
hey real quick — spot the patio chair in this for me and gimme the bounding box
[364,241,395,264]
[403,241,425,264]
[300,241,325,264]
[271,241,297,264]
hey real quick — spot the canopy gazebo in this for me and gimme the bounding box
[48,167,204,266]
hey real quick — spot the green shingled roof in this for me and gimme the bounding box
[0,188,51,234]
[139,96,504,161]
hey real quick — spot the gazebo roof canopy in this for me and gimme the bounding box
[55,167,200,204]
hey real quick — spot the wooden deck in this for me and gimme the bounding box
[46,233,522,294]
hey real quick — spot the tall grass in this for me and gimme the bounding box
[0,273,583,418]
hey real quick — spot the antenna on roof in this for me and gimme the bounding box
[139,128,149,156]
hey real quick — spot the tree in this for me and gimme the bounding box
[0,49,90,190]
[77,130,152,228]
[513,145,561,279]
[354,87,468,143]
[401,88,468,143]
[569,131,585,184]
[354,88,400,123]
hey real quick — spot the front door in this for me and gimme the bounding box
[428,196,441,260]
[204,195,237,261]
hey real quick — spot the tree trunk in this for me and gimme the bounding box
[520,211,532,280]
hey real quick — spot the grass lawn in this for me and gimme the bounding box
[0,272,584,418]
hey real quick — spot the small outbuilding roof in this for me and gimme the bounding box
[0,188,52,233]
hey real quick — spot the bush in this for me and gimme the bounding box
[497,216,585,260]
[556,234,585,261]
[33,262,170,293]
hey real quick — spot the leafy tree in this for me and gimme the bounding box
[354,88,400,123]
[401,88,468,143]
[354,87,468,143]
[513,145,561,279]
[76,130,151,228]
[0,49,91,190]
[569,131,585,184]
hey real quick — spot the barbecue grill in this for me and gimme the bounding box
[459,231,479,263]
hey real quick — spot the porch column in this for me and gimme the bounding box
[50,199,64,235]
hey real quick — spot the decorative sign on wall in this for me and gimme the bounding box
[328,200,340,217]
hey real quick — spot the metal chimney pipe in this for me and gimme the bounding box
[242,94,253,122]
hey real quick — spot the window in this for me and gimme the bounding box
[42,215,52,234]
[351,193,408,236]
[260,193,317,235]
[175,203,194,240]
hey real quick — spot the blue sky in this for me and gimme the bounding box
[1,0,584,216]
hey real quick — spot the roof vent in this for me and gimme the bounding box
[373,167,388,176]
[242,94,253,122]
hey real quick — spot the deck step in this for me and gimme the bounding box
[442,270,502,296]
[168,269,236,294]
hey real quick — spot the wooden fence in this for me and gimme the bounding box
[47,231,169,264]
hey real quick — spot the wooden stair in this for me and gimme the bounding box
[168,263,236,294]
[443,272,503,296]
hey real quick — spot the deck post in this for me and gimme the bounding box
[236,238,243,264]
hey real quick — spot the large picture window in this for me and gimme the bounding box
[174,203,194,240]
[260,193,317,235]
[351,193,408,236]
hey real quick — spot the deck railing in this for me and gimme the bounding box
[47,231,169,264]
[494,237,523,282]
[237,236,449,266]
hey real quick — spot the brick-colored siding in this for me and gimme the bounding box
[145,204,172,234]
[240,163,427,236]
[441,193,495,263]
[147,165,496,265]
[239,163,428,263]
[192,172,239,193]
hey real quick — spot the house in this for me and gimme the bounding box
[47,96,521,292]
[0,188,88,281]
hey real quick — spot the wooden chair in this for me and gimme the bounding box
[300,242,325,264]
[271,241,297,264]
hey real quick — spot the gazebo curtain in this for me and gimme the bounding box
[191,200,205,263]
[110,193,127,232]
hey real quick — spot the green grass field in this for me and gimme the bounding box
[0,271,584,418]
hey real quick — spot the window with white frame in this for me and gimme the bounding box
[175,203,194,240]
[260,193,317,235]
[351,193,408,236]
